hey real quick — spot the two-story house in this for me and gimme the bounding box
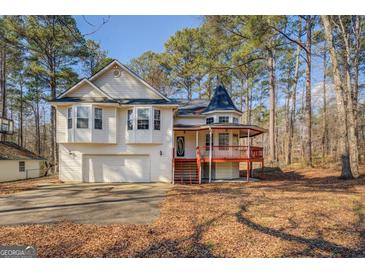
[51,60,266,184]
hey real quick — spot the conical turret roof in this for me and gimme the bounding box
[202,85,241,114]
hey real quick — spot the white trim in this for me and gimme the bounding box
[58,79,114,100]
[89,60,170,101]
[202,109,242,115]
[51,102,120,107]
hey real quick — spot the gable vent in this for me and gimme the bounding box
[113,68,121,78]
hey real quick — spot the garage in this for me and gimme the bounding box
[83,155,150,182]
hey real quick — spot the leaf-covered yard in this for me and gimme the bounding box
[0,167,365,258]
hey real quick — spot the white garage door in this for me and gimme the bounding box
[83,155,150,182]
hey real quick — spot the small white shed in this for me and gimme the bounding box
[0,141,45,182]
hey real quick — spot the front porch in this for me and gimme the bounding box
[173,124,266,184]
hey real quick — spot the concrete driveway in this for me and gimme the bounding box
[0,182,171,225]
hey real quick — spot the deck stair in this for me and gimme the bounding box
[173,159,199,184]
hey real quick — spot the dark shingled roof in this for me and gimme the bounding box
[0,142,44,160]
[174,99,209,116]
[202,85,241,114]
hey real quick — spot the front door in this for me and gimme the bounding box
[176,136,185,157]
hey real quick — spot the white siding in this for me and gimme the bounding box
[67,82,106,98]
[58,107,174,183]
[59,144,82,182]
[92,66,161,99]
[174,116,205,126]
[0,160,41,182]
[56,106,68,143]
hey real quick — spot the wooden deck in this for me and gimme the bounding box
[197,145,263,162]
[173,146,264,184]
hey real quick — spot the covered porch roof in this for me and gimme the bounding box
[173,123,267,138]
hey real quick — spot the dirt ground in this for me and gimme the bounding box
[0,166,364,258]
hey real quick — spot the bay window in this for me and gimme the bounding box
[94,108,102,129]
[154,109,161,130]
[127,109,134,130]
[77,106,89,129]
[67,107,72,129]
[137,108,149,130]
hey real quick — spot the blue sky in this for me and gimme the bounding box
[75,16,202,63]
[74,16,363,106]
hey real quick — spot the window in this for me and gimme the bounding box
[77,106,89,128]
[206,117,214,124]
[232,134,239,146]
[219,116,229,123]
[205,134,214,150]
[94,108,102,129]
[219,133,229,150]
[154,109,161,130]
[19,161,25,172]
[233,117,239,124]
[67,107,72,129]
[1,119,8,132]
[127,109,134,130]
[137,108,149,130]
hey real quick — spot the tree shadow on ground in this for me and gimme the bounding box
[248,167,365,194]
[236,203,365,257]
[103,213,227,258]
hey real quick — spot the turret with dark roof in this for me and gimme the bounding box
[202,85,241,114]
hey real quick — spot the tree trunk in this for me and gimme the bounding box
[267,48,276,164]
[0,46,6,141]
[42,106,47,158]
[321,15,353,179]
[338,16,359,177]
[353,16,362,163]
[288,43,301,165]
[50,60,57,173]
[304,16,312,167]
[35,93,41,155]
[245,79,252,124]
[285,89,290,165]
[322,47,329,160]
[19,82,23,147]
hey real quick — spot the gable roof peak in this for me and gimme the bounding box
[89,59,170,101]
[202,84,241,114]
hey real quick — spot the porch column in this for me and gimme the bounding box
[195,130,199,148]
[209,127,212,183]
[196,130,201,184]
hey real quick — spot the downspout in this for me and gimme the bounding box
[209,126,212,183]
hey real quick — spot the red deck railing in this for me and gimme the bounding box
[197,145,263,161]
